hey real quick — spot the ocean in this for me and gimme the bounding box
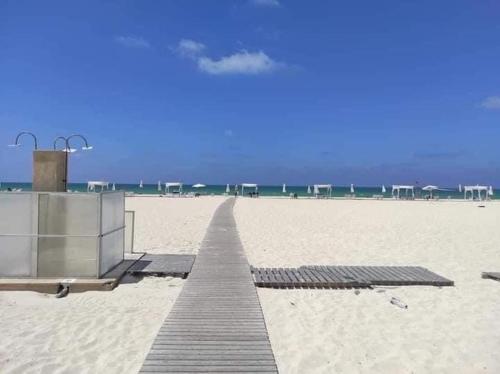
[0,182,491,200]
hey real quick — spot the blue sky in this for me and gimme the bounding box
[1,0,500,186]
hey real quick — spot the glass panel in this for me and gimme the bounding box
[99,229,124,276]
[0,193,35,234]
[0,237,33,276]
[38,193,99,236]
[37,237,98,277]
[124,211,135,253]
[101,192,125,234]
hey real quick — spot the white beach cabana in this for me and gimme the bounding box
[464,185,489,201]
[87,181,109,192]
[392,185,414,199]
[313,184,332,198]
[241,183,258,196]
[165,182,183,195]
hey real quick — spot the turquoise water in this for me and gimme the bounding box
[0,182,490,199]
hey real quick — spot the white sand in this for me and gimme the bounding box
[2,196,500,373]
[0,196,221,374]
[234,198,500,373]
[125,196,225,254]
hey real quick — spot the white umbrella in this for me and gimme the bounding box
[313,185,319,194]
[226,184,230,193]
[458,184,462,193]
[158,181,162,191]
[489,186,494,196]
[193,183,206,188]
[382,185,386,193]
[139,180,143,189]
[350,184,354,194]
[307,185,311,194]
[282,184,286,193]
[112,183,116,191]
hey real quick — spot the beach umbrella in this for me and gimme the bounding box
[458,184,462,193]
[112,183,116,191]
[139,180,143,189]
[489,186,494,196]
[422,185,438,198]
[158,181,161,191]
[382,185,386,193]
[226,184,230,193]
[193,183,206,188]
[313,185,319,194]
[282,184,286,193]
[307,185,311,194]
[350,184,354,194]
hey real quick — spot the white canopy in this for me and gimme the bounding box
[392,185,414,199]
[192,183,206,188]
[241,183,258,195]
[422,185,439,191]
[87,181,109,192]
[464,185,489,201]
[165,182,183,194]
[313,184,332,197]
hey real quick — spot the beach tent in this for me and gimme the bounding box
[139,180,143,189]
[112,183,116,191]
[307,185,312,194]
[422,185,439,199]
[382,185,386,193]
[458,184,462,193]
[392,185,414,199]
[241,183,258,195]
[158,181,162,191]
[165,182,183,195]
[489,186,494,196]
[464,185,488,201]
[226,184,230,193]
[350,184,355,194]
[313,184,332,198]
[87,181,109,192]
[282,184,286,193]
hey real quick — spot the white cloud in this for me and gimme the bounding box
[198,51,281,75]
[250,0,281,7]
[480,96,500,110]
[114,36,150,48]
[175,39,206,58]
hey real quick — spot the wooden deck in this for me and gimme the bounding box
[140,198,278,373]
[128,254,196,278]
[252,265,454,288]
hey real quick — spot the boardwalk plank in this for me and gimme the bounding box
[139,198,278,373]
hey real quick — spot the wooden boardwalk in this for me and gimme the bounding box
[252,265,453,288]
[140,198,278,373]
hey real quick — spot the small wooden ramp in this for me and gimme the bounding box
[252,265,453,288]
[128,254,195,278]
[139,198,278,373]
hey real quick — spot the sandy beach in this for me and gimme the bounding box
[235,198,500,373]
[0,196,223,374]
[1,196,500,373]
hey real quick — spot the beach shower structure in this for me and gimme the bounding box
[2,132,126,279]
[9,132,93,192]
